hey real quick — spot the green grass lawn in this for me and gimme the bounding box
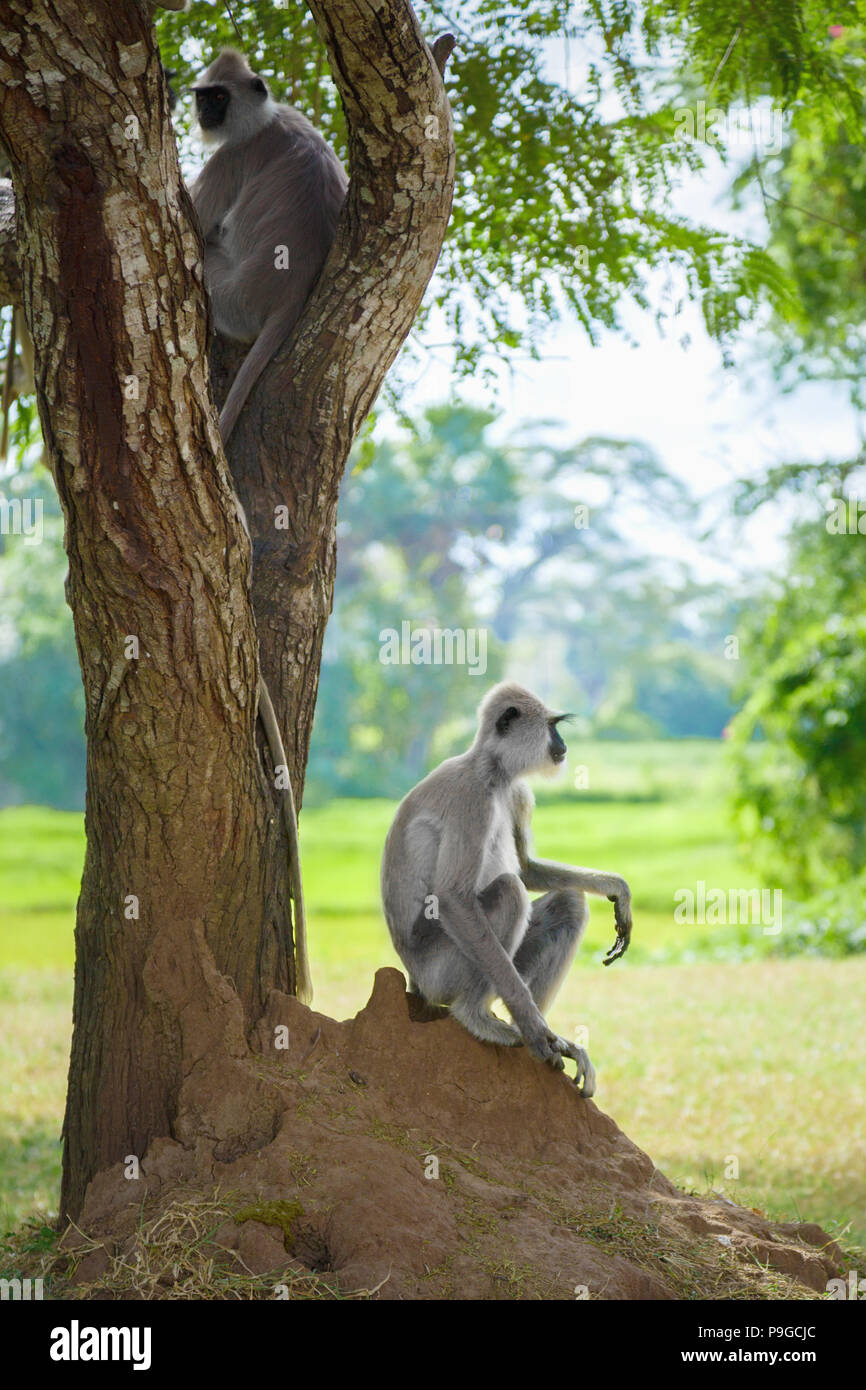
[0,739,775,975]
[2,740,864,1252]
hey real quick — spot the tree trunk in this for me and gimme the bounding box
[0,0,453,1223]
[219,8,455,806]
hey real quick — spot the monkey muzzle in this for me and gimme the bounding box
[549,727,567,764]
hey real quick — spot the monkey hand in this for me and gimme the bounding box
[603,880,632,966]
[527,1026,596,1097]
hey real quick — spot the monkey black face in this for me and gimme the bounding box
[195,84,232,131]
[493,700,568,773]
[195,75,269,131]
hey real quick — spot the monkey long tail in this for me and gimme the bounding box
[218,300,306,446]
[256,675,313,1005]
[1,305,18,461]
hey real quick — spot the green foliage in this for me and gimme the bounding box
[759,114,866,401]
[773,873,866,956]
[153,0,809,382]
[729,511,866,895]
[720,19,866,399]
[645,0,864,113]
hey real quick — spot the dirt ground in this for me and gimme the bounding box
[42,968,846,1300]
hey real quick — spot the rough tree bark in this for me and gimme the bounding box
[0,0,453,1222]
[216,9,456,807]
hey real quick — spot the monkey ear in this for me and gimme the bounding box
[495,706,521,735]
[250,78,267,95]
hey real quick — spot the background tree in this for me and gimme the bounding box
[311,404,736,797]
[710,15,866,942]
[729,485,866,887]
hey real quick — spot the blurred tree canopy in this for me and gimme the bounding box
[0,404,737,806]
[307,403,735,800]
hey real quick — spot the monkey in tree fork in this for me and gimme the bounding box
[188,47,348,1003]
[381,683,633,1095]
[0,21,348,1008]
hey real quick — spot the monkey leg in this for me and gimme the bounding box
[405,874,530,1046]
[513,888,588,1013]
[202,244,263,342]
[441,874,529,1046]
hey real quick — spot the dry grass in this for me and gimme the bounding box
[2,1193,378,1301]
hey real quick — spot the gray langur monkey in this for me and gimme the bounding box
[186,50,346,1008]
[381,683,633,1095]
[189,48,347,445]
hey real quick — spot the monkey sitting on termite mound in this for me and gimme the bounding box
[190,48,347,444]
[381,683,633,1095]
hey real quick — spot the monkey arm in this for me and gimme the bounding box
[438,890,541,1024]
[432,814,552,1053]
[526,860,632,964]
[511,781,632,965]
[523,858,630,902]
[432,887,596,1084]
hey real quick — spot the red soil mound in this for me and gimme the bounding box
[63,968,842,1299]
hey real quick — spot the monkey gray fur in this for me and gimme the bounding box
[190,48,347,444]
[381,682,633,1095]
